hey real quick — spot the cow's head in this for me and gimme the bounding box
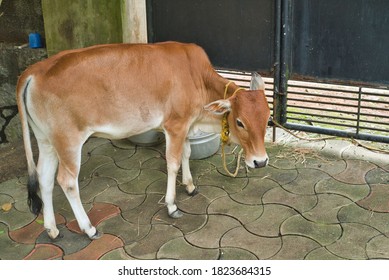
[204,73,270,168]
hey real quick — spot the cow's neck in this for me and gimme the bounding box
[205,71,240,102]
[191,71,239,136]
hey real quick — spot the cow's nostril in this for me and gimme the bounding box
[253,158,268,168]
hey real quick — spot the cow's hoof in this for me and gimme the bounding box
[187,187,199,197]
[50,232,64,241]
[89,229,103,240]
[169,209,183,219]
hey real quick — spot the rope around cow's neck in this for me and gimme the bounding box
[221,82,245,177]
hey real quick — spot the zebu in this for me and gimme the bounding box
[16,42,270,239]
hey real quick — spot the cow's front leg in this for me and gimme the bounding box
[164,130,185,218]
[182,139,198,196]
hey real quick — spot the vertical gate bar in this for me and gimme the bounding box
[273,0,291,130]
[273,0,282,142]
[279,0,292,125]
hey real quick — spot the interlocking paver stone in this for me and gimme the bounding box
[302,194,353,224]
[80,176,117,203]
[231,177,279,205]
[366,234,389,259]
[208,196,263,224]
[221,226,282,259]
[146,178,169,194]
[122,194,165,225]
[177,185,228,215]
[0,223,34,260]
[249,165,298,185]
[187,160,215,182]
[64,234,124,260]
[315,178,370,202]
[295,157,347,176]
[10,214,65,244]
[338,203,389,235]
[197,169,248,194]
[23,243,63,260]
[36,224,91,255]
[270,158,298,170]
[219,248,257,260]
[98,214,151,244]
[326,223,381,259]
[157,237,219,260]
[357,184,389,213]
[305,247,345,260]
[245,204,297,237]
[92,142,136,162]
[139,155,167,172]
[100,248,135,260]
[119,169,166,194]
[152,208,207,235]
[125,224,182,259]
[111,138,137,150]
[95,162,140,184]
[262,186,317,213]
[281,214,342,246]
[79,154,113,181]
[365,167,389,185]
[333,159,376,184]
[0,207,36,231]
[116,147,163,170]
[186,215,240,249]
[283,168,330,195]
[270,236,320,260]
[0,179,29,212]
[96,185,146,212]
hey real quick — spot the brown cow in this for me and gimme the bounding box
[16,42,270,240]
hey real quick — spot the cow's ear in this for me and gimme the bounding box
[204,99,231,115]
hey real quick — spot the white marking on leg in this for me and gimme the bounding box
[56,147,96,238]
[164,132,181,216]
[182,140,196,194]
[37,141,59,239]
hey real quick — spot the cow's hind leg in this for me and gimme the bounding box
[182,139,198,196]
[37,141,60,239]
[55,141,101,239]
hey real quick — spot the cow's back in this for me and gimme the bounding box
[22,42,213,138]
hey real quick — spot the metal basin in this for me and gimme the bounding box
[128,130,164,146]
[189,131,220,159]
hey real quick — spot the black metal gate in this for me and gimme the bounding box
[147,0,389,143]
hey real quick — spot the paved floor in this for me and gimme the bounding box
[0,129,388,260]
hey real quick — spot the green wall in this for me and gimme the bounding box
[42,0,123,56]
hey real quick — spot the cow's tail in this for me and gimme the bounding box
[16,75,42,215]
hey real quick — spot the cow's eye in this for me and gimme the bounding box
[236,119,245,129]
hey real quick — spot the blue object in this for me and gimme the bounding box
[29,33,42,48]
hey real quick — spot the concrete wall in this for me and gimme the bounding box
[0,0,147,144]
[0,0,45,44]
[42,0,123,56]
[0,44,47,143]
[0,0,47,144]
